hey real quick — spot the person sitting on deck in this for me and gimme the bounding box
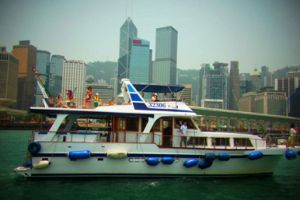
[151,93,159,102]
[66,90,76,108]
[84,86,93,108]
[93,92,102,107]
[56,94,68,108]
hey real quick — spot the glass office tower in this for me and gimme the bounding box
[117,18,137,92]
[129,38,150,84]
[153,26,178,85]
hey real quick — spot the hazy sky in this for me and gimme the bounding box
[1,0,300,73]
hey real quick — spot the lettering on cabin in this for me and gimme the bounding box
[148,102,166,108]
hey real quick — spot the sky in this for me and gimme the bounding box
[1,0,300,73]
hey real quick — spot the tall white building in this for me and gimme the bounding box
[62,60,86,107]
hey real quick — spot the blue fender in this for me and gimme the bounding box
[69,150,91,160]
[248,150,263,160]
[145,157,160,166]
[161,156,175,165]
[204,152,216,162]
[218,151,230,161]
[285,149,296,160]
[198,159,213,169]
[183,159,198,168]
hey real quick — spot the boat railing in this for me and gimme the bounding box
[33,130,155,144]
[32,130,292,150]
[263,133,299,147]
[170,133,264,150]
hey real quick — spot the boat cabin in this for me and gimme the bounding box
[34,114,263,150]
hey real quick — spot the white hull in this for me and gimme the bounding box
[17,142,292,178]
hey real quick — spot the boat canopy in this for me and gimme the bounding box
[132,83,184,93]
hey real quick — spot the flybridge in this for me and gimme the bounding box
[132,83,184,93]
[31,76,194,115]
[121,79,194,113]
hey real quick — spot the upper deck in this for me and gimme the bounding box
[30,79,195,117]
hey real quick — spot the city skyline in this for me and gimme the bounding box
[1,0,300,73]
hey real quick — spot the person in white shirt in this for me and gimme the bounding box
[180,122,188,147]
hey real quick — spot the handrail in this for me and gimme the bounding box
[31,130,278,150]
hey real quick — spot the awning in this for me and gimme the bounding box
[133,83,184,93]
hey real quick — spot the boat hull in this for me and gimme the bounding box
[18,143,289,178]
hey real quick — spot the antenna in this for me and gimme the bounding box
[130,0,133,19]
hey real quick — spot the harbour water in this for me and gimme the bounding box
[0,130,300,200]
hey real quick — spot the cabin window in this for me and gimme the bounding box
[126,117,139,131]
[175,118,196,129]
[234,138,253,147]
[117,118,126,131]
[188,137,207,146]
[152,119,161,132]
[212,138,230,146]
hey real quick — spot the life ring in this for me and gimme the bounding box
[28,142,41,155]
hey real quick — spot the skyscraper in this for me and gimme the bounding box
[198,63,210,106]
[62,60,86,107]
[117,18,137,92]
[0,47,19,107]
[152,26,178,85]
[180,84,192,105]
[289,87,300,117]
[200,62,229,109]
[229,61,240,110]
[51,55,65,96]
[239,73,251,95]
[35,50,50,106]
[274,76,300,98]
[12,40,37,110]
[260,66,272,88]
[129,38,151,83]
[250,68,261,91]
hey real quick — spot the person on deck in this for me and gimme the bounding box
[287,123,297,148]
[84,86,93,108]
[56,94,68,108]
[151,93,159,102]
[180,121,188,147]
[66,90,76,108]
[93,92,102,107]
